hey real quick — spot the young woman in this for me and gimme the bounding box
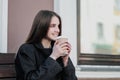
[15,10,77,80]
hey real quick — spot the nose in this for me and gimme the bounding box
[55,26,60,32]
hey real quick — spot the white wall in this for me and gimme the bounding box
[0,0,8,53]
[0,0,2,50]
[54,0,77,66]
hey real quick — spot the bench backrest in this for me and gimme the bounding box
[0,53,16,80]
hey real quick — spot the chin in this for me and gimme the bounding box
[50,36,58,41]
[51,38,56,41]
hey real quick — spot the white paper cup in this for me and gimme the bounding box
[56,36,68,56]
[56,36,68,43]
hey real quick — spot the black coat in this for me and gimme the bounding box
[15,42,77,80]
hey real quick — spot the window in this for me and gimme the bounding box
[77,0,120,67]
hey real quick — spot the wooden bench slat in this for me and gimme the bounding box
[0,65,16,78]
[0,53,15,64]
[0,78,16,80]
[0,53,16,79]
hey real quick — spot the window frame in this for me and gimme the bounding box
[77,0,120,66]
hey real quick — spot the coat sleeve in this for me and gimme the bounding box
[15,44,62,80]
[62,58,78,80]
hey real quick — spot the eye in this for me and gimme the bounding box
[50,24,56,28]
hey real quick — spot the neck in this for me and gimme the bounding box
[41,38,51,48]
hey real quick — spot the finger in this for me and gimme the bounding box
[62,46,68,50]
[66,42,71,48]
[55,40,59,45]
[60,43,68,48]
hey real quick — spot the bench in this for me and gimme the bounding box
[1,53,120,80]
[0,53,16,80]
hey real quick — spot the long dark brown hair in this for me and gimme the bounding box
[26,10,62,43]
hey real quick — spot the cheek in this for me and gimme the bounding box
[47,29,52,35]
[46,32,50,37]
[46,29,52,37]
[48,28,55,34]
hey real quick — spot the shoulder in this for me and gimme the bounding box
[20,43,33,48]
[17,43,36,55]
[16,43,36,64]
[19,43,34,51]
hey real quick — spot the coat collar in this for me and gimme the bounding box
[33,41,55,57]
[34,41,55,49]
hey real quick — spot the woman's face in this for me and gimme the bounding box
[46,16,60,41]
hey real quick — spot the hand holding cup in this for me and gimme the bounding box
[55,36,69,56]
[50,36,71,60]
